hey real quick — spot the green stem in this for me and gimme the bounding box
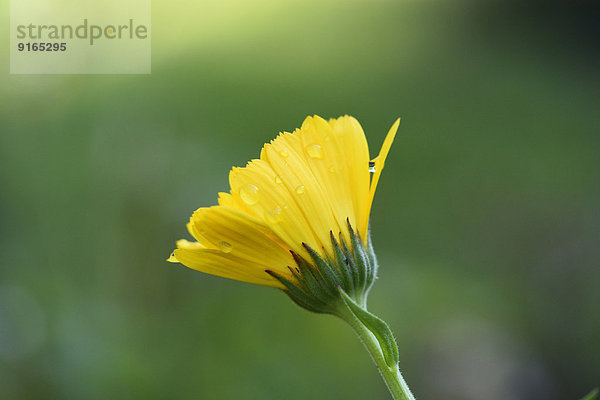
[336,302,415,400]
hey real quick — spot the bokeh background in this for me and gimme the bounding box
[1,0,599,399]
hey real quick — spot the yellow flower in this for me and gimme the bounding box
[168,115,399,292]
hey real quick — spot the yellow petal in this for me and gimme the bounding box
[174,247,287,288]
[167,239,203,262]
[229,158,321,258]
[259,128,342,255]
[364,118,400,232]
[327,115,371,239]
[190,206,291,265]
[174,206,295,287]
[296,116,357,244]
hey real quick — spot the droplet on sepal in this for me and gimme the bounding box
[369,161,376,173]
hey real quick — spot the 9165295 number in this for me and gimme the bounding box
[17,42,66,51]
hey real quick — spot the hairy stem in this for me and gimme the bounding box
[335,299,415,400]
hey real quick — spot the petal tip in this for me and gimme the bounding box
[167,252,179,263]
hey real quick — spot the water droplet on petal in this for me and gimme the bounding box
[369,161,376,173]
[279,149,289,158]
[265,206,283,224]
[219,241,233,253]
[274,175,283,184]
[306,144,323,159]
[328,165,336,173]
[240,184,260,205]
[295,185,305,195]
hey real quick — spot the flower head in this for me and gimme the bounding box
[169,115,399,311]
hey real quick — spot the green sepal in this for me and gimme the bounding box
[303,243,342,295]
[340,235,362,290]
[290,251,331,298]
[348,221,369,294]
[338,287,399,368]
[268,221,379,314]
[265,269,329,314]
[330,231,354,290]
[364,229,378,290]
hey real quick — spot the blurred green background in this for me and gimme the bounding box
[1,0,599,399]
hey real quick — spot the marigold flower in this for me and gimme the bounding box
[168,115,398,293]
[168,115,415,400]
